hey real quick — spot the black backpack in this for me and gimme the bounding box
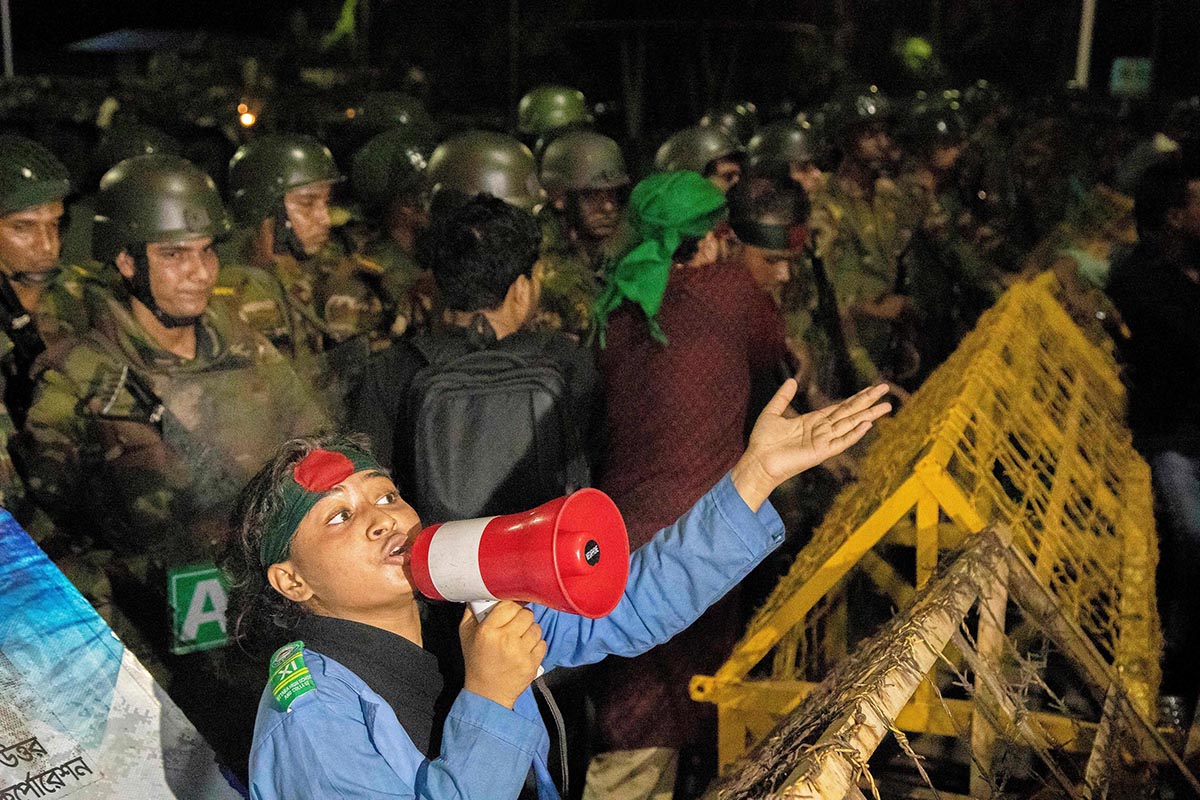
[406,333,590,523]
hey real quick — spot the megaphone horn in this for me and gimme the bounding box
[410,489,630,619]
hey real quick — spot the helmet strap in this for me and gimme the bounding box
[272,201,309,261]
[8,267,61,286]
[125,248,200,329]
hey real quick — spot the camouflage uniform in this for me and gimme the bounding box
[222,135,412,418]
[536,210,610,339]
[0,137,108,531]
[898,169,1005,379]
[217,236,409,419]
[808,176,924,387]
[535,129,633,340]
[21,283,329,566]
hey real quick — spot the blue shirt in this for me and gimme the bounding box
[248,472,785,799]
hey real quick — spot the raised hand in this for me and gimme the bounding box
[731,380,892,511]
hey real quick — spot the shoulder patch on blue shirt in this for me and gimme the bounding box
[270,641,316,712]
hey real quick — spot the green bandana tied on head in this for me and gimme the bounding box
[259,446,381,567]
[593,171,727,346]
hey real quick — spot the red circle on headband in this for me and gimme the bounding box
[294,449,357,492]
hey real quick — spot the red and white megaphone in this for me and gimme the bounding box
[410,489,630,621]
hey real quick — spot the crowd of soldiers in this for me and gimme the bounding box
[1,71,1198,796]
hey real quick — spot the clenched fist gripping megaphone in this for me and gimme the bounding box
[410,488,631,623]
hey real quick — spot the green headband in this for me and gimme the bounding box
[592,171,727,347]
[259,446,380,567]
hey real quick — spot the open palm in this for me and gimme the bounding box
[746,380,892,488]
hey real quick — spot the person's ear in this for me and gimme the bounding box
[267,561,314,604]
[115,250,136,281]
[509,273,532,312]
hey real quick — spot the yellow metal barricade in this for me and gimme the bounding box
[693,272,1161,769]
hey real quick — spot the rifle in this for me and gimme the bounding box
[806,233,860,399]
[85,363,246,515]
[0,276,46,428]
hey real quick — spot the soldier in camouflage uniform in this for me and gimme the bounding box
[221,134,410,418]
[747,119,826,198]
[350,126,434,333]
[19,154,328,772]
[807,86,924,392]
[0,136,102,524]
[537,130,632,339]
[896,97,1004,378]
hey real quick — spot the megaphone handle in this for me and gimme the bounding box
[469,599,499,622]
[468,600,545,679]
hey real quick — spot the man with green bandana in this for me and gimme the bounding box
[590,171,788,799]
[19,154,329,772]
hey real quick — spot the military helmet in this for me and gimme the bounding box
[517,85,593,137]
[747,121,815,170]
[343,91,437,141]
[93,154,232,262]
[426,130,546,212]
[91,124,180,188]
[0,135,71,216]
[828,85,893,142]
[900,94,968,154]
[351,128,432,213]
[699,101,759,146]
[539,131,629,193]
[654,125,744,174]
[227,134,342,226]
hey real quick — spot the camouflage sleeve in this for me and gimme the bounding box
[21,347,197,557]
[215,264,298,352]
[19,360,90,530]
[0,398,26,513]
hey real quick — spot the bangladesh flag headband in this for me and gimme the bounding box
[259,447,381,566]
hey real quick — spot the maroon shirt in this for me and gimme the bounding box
[598,259,787,547]
[594,258,787,753]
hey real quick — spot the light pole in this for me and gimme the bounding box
[1,0,13,78]
[1073,0,1098,88]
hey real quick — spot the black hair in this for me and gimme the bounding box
[727,173,810,233]
[424,193,542,312]
[672,235,703,265]
[221,431,377,659]
[1133,158,1197,236]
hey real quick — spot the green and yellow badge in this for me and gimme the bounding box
[270,641,316,712]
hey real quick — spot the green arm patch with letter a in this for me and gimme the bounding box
[270,641,316,712]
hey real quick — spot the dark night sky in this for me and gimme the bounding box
[10,0,1198,108]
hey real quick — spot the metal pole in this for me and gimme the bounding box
[509,0,519,128]
[1,0,13,78]
[1073,0,1098,88]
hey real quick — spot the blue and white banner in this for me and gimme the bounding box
[0,510,241,799]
